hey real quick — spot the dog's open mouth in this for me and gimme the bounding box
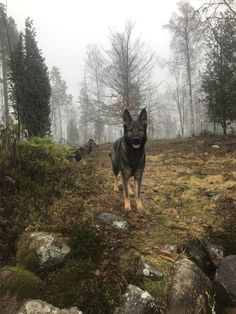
[132,143,140,149]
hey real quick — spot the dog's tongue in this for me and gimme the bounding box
[132,143,140,149]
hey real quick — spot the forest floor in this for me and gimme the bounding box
[49,137,236,312]
[1,137,236,313]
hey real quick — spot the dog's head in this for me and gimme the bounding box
[123,108,147,149]
[88,139,97,147]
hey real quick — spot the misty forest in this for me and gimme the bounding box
[0,0,236,314]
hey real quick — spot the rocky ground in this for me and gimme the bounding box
[0,137,236,313]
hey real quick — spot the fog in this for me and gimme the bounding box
[3,0,229,143]
[6,0,198,97]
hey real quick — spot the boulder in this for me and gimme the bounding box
[114,284,159,314]
[18,300,82,314]
[185,239,213,275]
[136,256,163,281]
[16,232,71,271]
[0,266,43,300]
[166,258,213,314]
[206,243,225,269]
[96,213,129,231]
[214,255,236,306]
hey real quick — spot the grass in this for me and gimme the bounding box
[0,137,235,313]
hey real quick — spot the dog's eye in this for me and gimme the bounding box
[128,131,132,137]
[139,130,144,135]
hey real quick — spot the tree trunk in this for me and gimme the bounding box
[0,42,9,129]
[222,123,227,136]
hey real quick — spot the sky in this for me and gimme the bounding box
[6,0,200,99]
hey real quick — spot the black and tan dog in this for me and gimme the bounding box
[110,108,147,211]
[74,139,97,162]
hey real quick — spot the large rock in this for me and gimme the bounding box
[18,300,82,314]
[166,258,213,314]
[214,255,236,306]
[0,266,43,300]
[16,232,71,271]
[114,284,159,314]
[185,239,213,275]
[96,213,130,231]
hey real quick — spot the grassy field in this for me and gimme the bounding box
[0,137,236,313]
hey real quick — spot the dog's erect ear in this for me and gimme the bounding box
[123,109,132,125]
[138,108,147,125]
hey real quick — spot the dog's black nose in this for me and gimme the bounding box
[133,138,140,144]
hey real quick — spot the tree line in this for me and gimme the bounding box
[0,0,236,145]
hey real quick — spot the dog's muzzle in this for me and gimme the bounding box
[132,138,141,149]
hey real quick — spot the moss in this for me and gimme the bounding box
[17,249,41,273]
[68,224,102,262]
[0,266,43,300]
[142,256,174,303]
[44,259,126,314]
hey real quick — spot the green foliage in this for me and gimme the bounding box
[45,259,126,314]
[202,10,236,135]
[0,266,43,300]
[9,18,51,137]
[0,137,76,264]
[68,224,102,262]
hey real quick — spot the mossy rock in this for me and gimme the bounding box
[0,266,43,300]
[16,232,71,272]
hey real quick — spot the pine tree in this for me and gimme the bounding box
[8,33,24,130]
[23,18,51,137]
[202,11,236,135]
[50,66,69,140]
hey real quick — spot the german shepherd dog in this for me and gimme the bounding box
[74,139,97,162]
[110,108,147,211]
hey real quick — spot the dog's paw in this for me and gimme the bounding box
[128,189,135,196]
[114,186,119,192]
[136,199,144,210]
[124,198,132,211]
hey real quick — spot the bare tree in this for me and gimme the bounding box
[164,2,204,135]
[165,64,187,137]
[197,0,236,20]
[78,68,94,143]
[105,21,155,118]
[86,45,106,143]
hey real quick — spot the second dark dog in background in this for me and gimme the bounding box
[110,108,147,211]
[74,139,97,162]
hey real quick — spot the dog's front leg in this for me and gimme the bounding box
[134,172,144,210]
[121,173,131,211]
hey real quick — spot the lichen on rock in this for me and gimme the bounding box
[16,232,71,271]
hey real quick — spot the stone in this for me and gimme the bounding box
[206,243,225,269]
[114,284,159,314]
[18,300,82,314]
[166,258,213,314]
[163,244,178,253]
[96,213,129,231]
[16,232,71,271]
[214,255,236,306]
[185,239,213,275]
[136,256,163,280]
